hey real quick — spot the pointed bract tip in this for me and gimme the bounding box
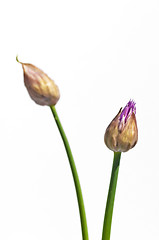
[16,55,19,62]
[16,55,23,64]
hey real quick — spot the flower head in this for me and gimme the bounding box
[104,100,138,152]
[17,57,60,106]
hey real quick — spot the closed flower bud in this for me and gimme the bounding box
[17,57,60,106]
[104,100,138,152]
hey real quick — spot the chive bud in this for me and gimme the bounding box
[104,100,138,152]
[17,57,60,106]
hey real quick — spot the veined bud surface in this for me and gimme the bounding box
[104,100,138,152]
[17,57,60,106]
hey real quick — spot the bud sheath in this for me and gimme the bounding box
[17,58,60,106]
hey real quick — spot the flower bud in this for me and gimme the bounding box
[104,100,138,152]
[17,57,60,106]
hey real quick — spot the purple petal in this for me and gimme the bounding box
[119,100,136,124]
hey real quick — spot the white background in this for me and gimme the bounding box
[1,0,159,239]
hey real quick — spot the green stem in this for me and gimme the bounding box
[102,152,121,240]
[50,105,89,240]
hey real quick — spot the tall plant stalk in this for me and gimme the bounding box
[50,105,89,240]
[102,152,121,240]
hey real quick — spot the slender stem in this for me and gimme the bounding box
[102,152,121,240]
[50,105,89,240]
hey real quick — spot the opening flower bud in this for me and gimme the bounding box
[17,57,60,106]
[104,100,138,152]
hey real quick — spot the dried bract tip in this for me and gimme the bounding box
[17,59,60,106]
[104,100,138,152]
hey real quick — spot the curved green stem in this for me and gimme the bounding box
[102,152,121,240]
[50,105,89,240]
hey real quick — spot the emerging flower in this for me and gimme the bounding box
[104,100,138,152]
[17,57,60,106]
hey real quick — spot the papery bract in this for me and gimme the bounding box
[17,58,60,106]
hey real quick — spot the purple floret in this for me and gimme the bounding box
[119,100,136,124]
